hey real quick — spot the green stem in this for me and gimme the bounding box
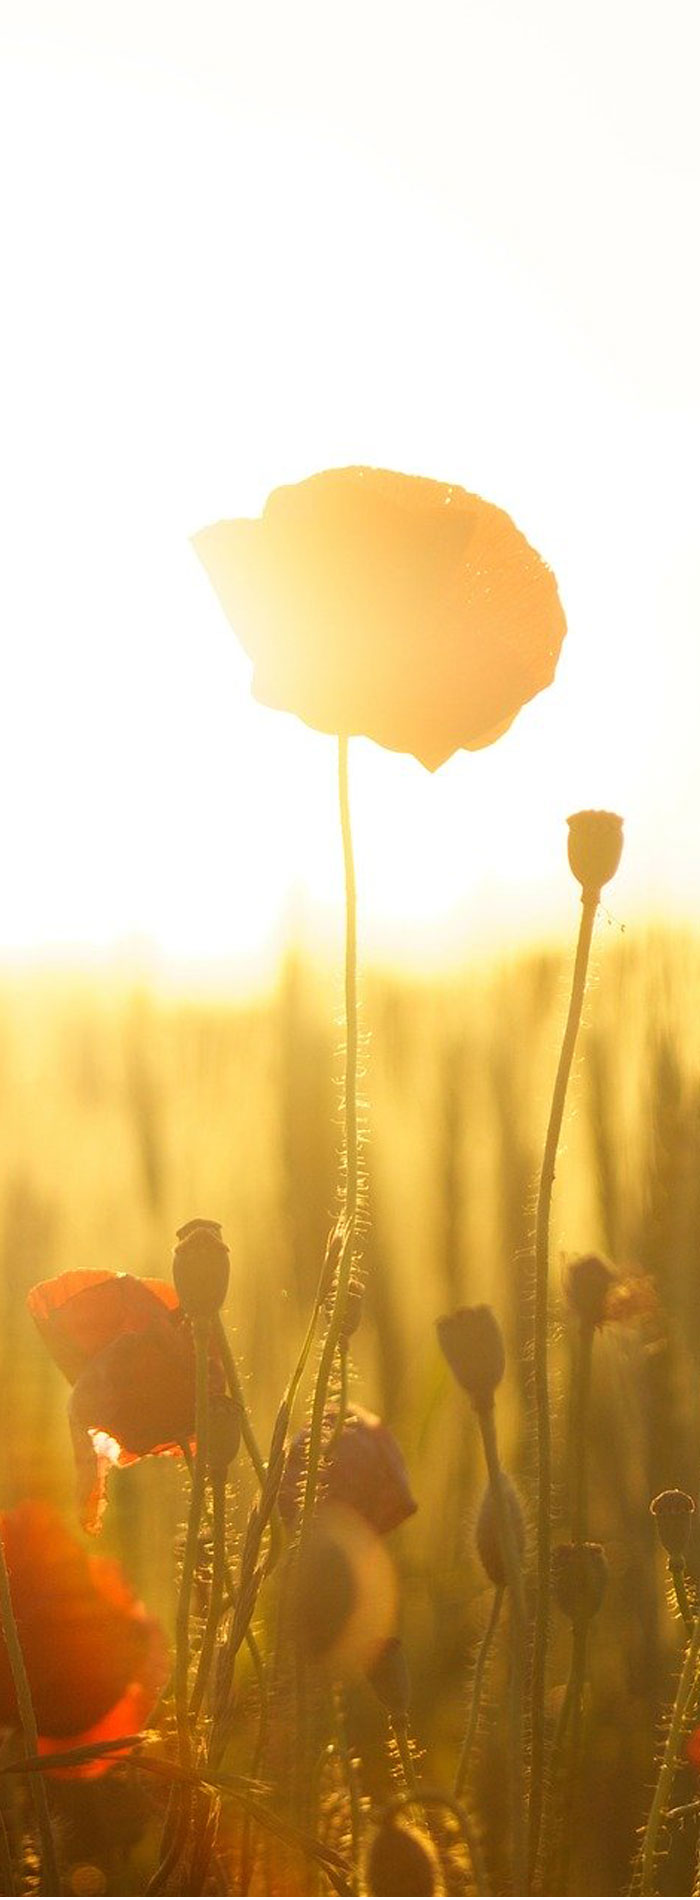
[189,1466,227,1719]
[0,1526,61,1895]
[212,1316,266,1489]
[641,1612,700,1893]
[478,1406,526,1895]
[571,1322,594,1546]
[528,891,598,1882]
[671,1560,695,1637]
[175,1318,210,1771]
[392,1717,417,1795]
[302,735,359,1533]
[454,1586,504,1801]
[544,1618,588,1895]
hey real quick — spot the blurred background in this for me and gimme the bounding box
[1,0,699,1891]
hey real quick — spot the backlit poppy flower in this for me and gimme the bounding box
[278,1405,417,1536]
[27,1271,214,1533]
[0,1502,168,1777]
[193,467,566,771]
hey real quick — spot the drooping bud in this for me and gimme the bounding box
[278,1406,417,1537]
[650,1490,695,1560]
[564,1254,617,1329]
[436,1305,506,1411]
[208,1394,242,1476]
[367,1636,411,1721]
[475,1475,526,1587]
[172,1219,230,1321]
[367,1816,439,1896]
[567,810,623,898]
[552,1541,608,1625]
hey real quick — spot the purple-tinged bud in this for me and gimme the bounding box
[476,1475,526,1587]
[650,1490,695,1560]
[552,1541,608,1625]
[567,810,623,898]
[367,1817,439,1896]
[172,1219,230,1321]
[564,1254,617,1329]
[436,1305,506,1410]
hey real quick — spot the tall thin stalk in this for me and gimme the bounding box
[641,1612,700,1893]
[454,1586,504,1801]
[528,890,598,1880]
[0,1530,61,1895]
[302,734,359,1531]
[478,1406,527,1894]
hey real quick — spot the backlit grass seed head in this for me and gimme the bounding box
[436,1305,506,1410]
[367,1636,411,1720]
[552,1542,608,1625]
[650,1490,696,1560]
[172,1218,230,1321]
[476,1475,526,1587]
[367,1816,440,1896]
[567,810,624,897]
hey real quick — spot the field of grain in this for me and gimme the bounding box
[1,929,700,1891]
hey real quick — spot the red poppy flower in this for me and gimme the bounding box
[193,466,566,771]
[279,1405,417,1536]
[27,1271,211,1533]
[0,1502,168,1777]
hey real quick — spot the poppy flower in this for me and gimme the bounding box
[193,466,566,771]
[27,1271,215,1533]
[0,1502,168,1777]
[278,1405,417,1536]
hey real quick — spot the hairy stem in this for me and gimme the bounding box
[641,1611,700,1893]
[478,1405,526,1895]
[454,1585,504,1801]
[528,891,598,1881]
[175,1318,210,1771]
[0,1529,61,1895]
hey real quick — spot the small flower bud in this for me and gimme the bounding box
[367,1817,439,1896]
[475,1474,526,1586]
[564,1254,617,1329]
[172,1219,230,1321]
[436,1305,506,1410]
[650,1490,695,1560]
[367,1636,411,1720]
[567,810,623,897]
[208,1395,241,1475]
[552,1541,608,1625]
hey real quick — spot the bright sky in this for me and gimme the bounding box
[1,0,699,983]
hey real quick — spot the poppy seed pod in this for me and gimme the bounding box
[552,1541,608,1625]
[367,1636,411,1721]
[475,1474,526,1587]
[567,810,624,897]
[172,1219,230,1321]
[564,1254,617,1330]
[436,1305,506,1410]
[650,1490,696,1560]
[367,1817,439,1896]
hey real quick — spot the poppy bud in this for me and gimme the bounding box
[173,1219,230,1321]
[475,1475,526,1586]
[367,1636,411,1720]
[564,1254,617,1329]
[567,810,623,897]
[436,1305,506,1411]
[208,1395,241,1475]
[552,1541,608,1625]
[650,1490,695,1560]
[367,1817,439,1896]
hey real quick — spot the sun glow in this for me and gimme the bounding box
[1,5,698,983]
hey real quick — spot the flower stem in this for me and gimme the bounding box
[670,1560,695,1637]
[528,890,598,1882]
[301,735,359,1532]
[641,1611,700,1893]
[0,1528,61,1895]
[477,1405,526,1895]
[454,1585,504,1801]
[189,1465,226,1720]
[571,1321,594,1547]
[175,1317,210,1772]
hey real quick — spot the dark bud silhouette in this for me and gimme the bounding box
[173,1218,230,1321]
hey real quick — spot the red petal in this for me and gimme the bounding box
[28,1272,182,1383]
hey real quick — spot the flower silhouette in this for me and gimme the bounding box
[27,1271,214,1532]
[279,1405,417,1536]
[193,466,566,770]
[0,1502,167,1776]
